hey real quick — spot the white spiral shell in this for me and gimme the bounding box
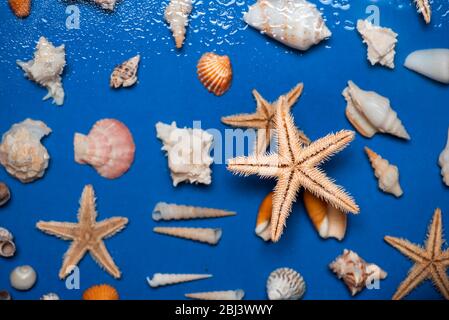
[266,267,306,300]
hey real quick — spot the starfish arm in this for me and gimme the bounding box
[36,221,78,240]
[59,240,88,279]
[94,217,129,239]
[299,167,359,214]
[384,236,428,263]
[252,89,273,118]
[227,153,283,178]
[221,112,267,129]
[430,264,449,299]
[284,82,304,109]
[77,185,98,226]
[438,250,449,267]
[425,208,443,257]
[392,263,431,300]
[89,241,121,279]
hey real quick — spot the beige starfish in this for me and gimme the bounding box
[36,185,128,279]
[385,208,449,300]
[221,82,310,155]
[227,96,359,242]
[413,0,431,24]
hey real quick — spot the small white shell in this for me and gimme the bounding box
[404,49,449,84]
[153,227,222,245]
[185,290,244,300]
[10,265,37,291]
[41,293,60,300]
[152,202,235,221]
[266,268,306,300]
[147,273,212,287]
[439,128,449,187]
[0,227,16,258]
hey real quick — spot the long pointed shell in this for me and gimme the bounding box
[255,192,273,241]
[266,268,306,300]
[414,0,431,24]
[365,147,403,197]
[404,49,449,84]
[439,128,449,187]
[343,81,410,140]
[153,227,222,245]
[110,55,140,88]
[147,273,212,287]
[185,290,244,300]
[197,53,232,96]
[152,202,235,221]
[0,227,16,258]
[0,183,11,207]
[165,0,192,49]
[303,191,347,241]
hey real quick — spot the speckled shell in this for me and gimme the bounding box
[0,119,51,183]
[147,273,212,287]
[0,182,11,207]
[8,0,31,18]
[110,55,140,89]
[185,290,244,300]
[152,202,235,221]
[439,128,449,187]
[0,227,16,258]
[266,268,306,300]
[153,227,222,245]
[197,53,232,96]
[82,284,119,300]
[165,0,192,49]
[74,119,135,179]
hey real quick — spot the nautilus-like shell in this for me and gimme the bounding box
[255,192,273,241]
[404,49,449,84]
[82,284,119,300]
[185,290,244,300]
[439,128,449,187]
[266,268,306,300]
[165,0,192,49]
[0,119,51,183]
[197,52,232,96]
[74,119,135,179]
[153,227,222,245]
[152,202,235,221]
[343,81,410,140]
[0,183,10,207]
[0,227,16,258]
[147,273,212,287]
[110,55,140,89]
[8,0,31,18]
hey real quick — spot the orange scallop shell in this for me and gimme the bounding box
[82,284,119,300]
[197,53,232,96]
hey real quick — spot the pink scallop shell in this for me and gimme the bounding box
[74,119,135,179]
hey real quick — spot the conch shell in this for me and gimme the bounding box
[266,268,306,300]
[439,128,449,187]
[343,81,410,140]
[303,191,347,241]
[244,0,331,51]
[153,227,222,245]
[152,202,235,221]
[0,119,51,183]
[0,183,11,207]
[185,290,244,300]
[0,227,16,258]
[365,147,403,197]
[147,273,212,287]
[165,0,192,49]
[74,119,135,179]
[197,52,232,96]
[110,55,140,89]
[82,284,119,300]
[255,192,273,241]
[8,0,31,18]
[404,49,449,84]
[17,37,66,105]
[413,0,431,24]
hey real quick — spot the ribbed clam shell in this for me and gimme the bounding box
[197,52,232,96]
[185,290,244,300]
[266,268,306,300]
[153,227,222,245]
[82,284,119,300]
[147,273,212,287]
[152,202,235,221]
[0,227,16,258]
[110,55,140,88]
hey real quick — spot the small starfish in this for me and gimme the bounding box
[221,82,310,154]
[227,96,359,242]
[36,185,128,279]
[385,208,449,300]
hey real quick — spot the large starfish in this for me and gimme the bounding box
[384,208,449,300]
[36,185,128,279]
[221,82,310,155]
[227,96,359,242]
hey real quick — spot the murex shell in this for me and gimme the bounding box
[165,0,192,49]
[244,0,331,51]
[266,267,306,300]
[0,119,51,183]
[152,202,235,221]
[0,227,16,258]
[197,52,232,96]
[343,81,410,140]
[74,119,135,179]
[110,55,140,89]
[404,49,449,84]
[439,128,449,187]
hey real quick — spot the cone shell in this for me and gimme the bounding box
[74,119,135,179]
[266,268,306,300]
[153,227,222,245]
[255,192,273,241]
[438,128,449,187]
[303,191,347,241]
[404,49,449,84]
[82,284,119,300]
[197,52,232,96]
[185,290,244,300]
[147,273,212,287]
[152,202,235,221]
[165,0,192,49]
[110,55,140,89]
[0,182,10,207]
[8,0,31,18]
[0,227,16,258]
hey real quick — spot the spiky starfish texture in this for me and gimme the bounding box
[414,0,431,24]
[221,82,310,155]
[385,208,449,300]
[36,185,128,279]
[227,97,359,242]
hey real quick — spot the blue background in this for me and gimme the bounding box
[0,0,448,300]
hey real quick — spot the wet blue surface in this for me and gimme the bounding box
[0,0,448,300]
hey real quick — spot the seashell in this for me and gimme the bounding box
[74,119,135,179]
[439,128,449,187]
[147,273,212,287]
[404,49,449,84]
[82,284,119,300]
[343,81,410,140]
[10,265,37,291]
[153,227,222,245]
[110,55,140,89]
[41,293,60,300]
[303,191,347,241]
[165,0,192,49]
[244,0,332,51]
[0,119,51,183]
[255,192,273,241]
[0,290,11,300]
[356,19,397,69]
[0,227,16,258]
[17,37,66,105]
[185,290,245,300]
[365,147,403,197]
[329,249,387,296]
[197,52,232,96]
[8,0,31,18]
[266,268,306,300]
[152,202,235,221]
[413,0,431,24]
[94,0,117,11]
[0,182,11,207]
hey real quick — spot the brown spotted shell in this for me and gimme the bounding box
[197,52,232,96]
[110,55,140,89]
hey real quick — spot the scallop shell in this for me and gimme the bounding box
[438,128,449,187]
[165,0,192,49]
[0,119,51,183]
[185,290,244,300]
[365,147,403,197]
[266,267,306,300]
[0,182,11,207]
[153,227,222,245]
[110,55,140,89]
[404,49,449,84]
[0,227,16,258]
[82,284,119,300]
[41,293,60,300]
[147,273,212,287]
[414,0,431,24]
[10,265,37,291]
[197,52,232,96]
[74,119,135,179]
[152,202,235,221]
[8,0,31,18]
[255,192,273,241]
[303,191,347,241]
[343,81,410,140]
[0,290,11,300]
